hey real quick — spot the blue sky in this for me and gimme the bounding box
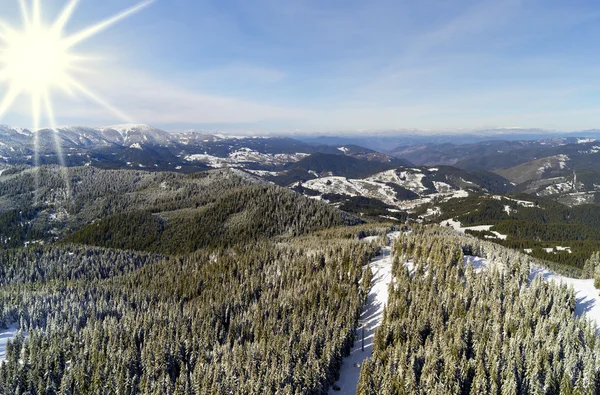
[1,0,600,133]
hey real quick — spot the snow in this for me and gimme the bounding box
[537,155,570,176]
[244,169,281,177]
[185,150,308,168]
[0,323,23,363]
[433,181,453,193]
[103,124,154,137]
[494,196,535,208]
[303,177,399,206]
[578,138,596,144]
[330,232,401,394]
[366,169,428,195]
[130,143,143,150]
[444,219,492,233]
[0,169,5,176]
[428,168,439,172]
[530,267,600,330]
[338,147,349,154]
[489,231,508,240]
[444,219,507,239]
[464,256,489,273]
[461,256,600,330]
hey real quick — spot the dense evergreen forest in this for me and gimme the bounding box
[358,226,600,394]
[434,194,600,268]
[0,225,387,392]
[1,165,600,393]
[0,165,389,393]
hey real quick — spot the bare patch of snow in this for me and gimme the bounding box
[464,256,488,273]
[0,323,25,363]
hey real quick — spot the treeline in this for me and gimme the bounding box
[0,229,382,394]
[357,226,599,394]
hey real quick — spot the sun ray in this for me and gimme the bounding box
[64,0,154,48]
[52,0,79,34]
[18,0,31,28]
[32,90,41,202]
[0,84,22,119]
[65,75,133,122]
[43,90,72,198]
[0,23,18,42]
[0,0,153,202]
[32,0,41,28]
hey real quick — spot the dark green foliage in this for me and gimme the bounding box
[437,194,600,268]
[384,183,419,200]
[66,185,360,253]
[0,245,161,285]
[358,226,599,394]
[0,231,380,394]
[0,207,46,248]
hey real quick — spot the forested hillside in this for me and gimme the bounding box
[434,194,600,268]
[358,226,600,394]
[2,162,600,393]
[0,165,359,252]
[0,230,384,393]
[66,184,359,253]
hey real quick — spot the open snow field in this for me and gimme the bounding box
[329,232,401,394]
[443,219,508,240]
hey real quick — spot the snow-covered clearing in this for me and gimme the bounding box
[330,232,400,394]
[464,256,489,273]
[443,219,507,240]
[0,323,22,363]
[0,169,5,176]
[492,195,535,207]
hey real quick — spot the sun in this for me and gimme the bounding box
[1,23,70,96]
[0,0,153,200]
[0,0,153,130]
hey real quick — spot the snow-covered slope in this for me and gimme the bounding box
[300,167,477,212]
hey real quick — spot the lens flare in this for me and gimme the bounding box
[0,0,153,199]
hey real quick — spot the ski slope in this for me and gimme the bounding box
[329,232,401,394]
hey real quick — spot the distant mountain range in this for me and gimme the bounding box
[0,124,407,172]
[297,128,600,152]
[5,123,600,213]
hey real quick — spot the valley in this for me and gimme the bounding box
[2,126,600,393]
